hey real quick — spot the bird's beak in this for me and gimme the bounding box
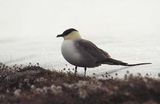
[56,34,63,38]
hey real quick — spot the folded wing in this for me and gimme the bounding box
[75,39,111,63]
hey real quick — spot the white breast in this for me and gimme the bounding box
[61,40,81,66]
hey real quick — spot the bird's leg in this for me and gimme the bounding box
[84,67,87,77]
[75,66,77,75]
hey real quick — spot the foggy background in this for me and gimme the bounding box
[0,0,160,77]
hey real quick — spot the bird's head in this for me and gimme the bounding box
[57,28,81,40]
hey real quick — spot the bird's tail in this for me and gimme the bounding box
[99,58,151,66]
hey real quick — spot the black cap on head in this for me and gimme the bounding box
[57,28,78,37]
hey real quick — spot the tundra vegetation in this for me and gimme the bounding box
[0,63,159,104]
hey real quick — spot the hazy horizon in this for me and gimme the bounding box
[0,0,160,38]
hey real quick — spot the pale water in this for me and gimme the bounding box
[0,34,160,78]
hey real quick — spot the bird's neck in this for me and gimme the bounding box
[64,31,82,40]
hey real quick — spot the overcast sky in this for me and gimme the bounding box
[0,0,160,38]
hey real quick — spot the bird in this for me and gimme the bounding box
[57,28,151,76]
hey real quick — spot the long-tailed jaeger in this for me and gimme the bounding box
[57,28,151,76]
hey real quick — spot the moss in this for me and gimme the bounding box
[0,63,160,104]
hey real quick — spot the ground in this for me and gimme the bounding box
[0,63,160,104]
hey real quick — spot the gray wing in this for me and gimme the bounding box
[75,39,111,62]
